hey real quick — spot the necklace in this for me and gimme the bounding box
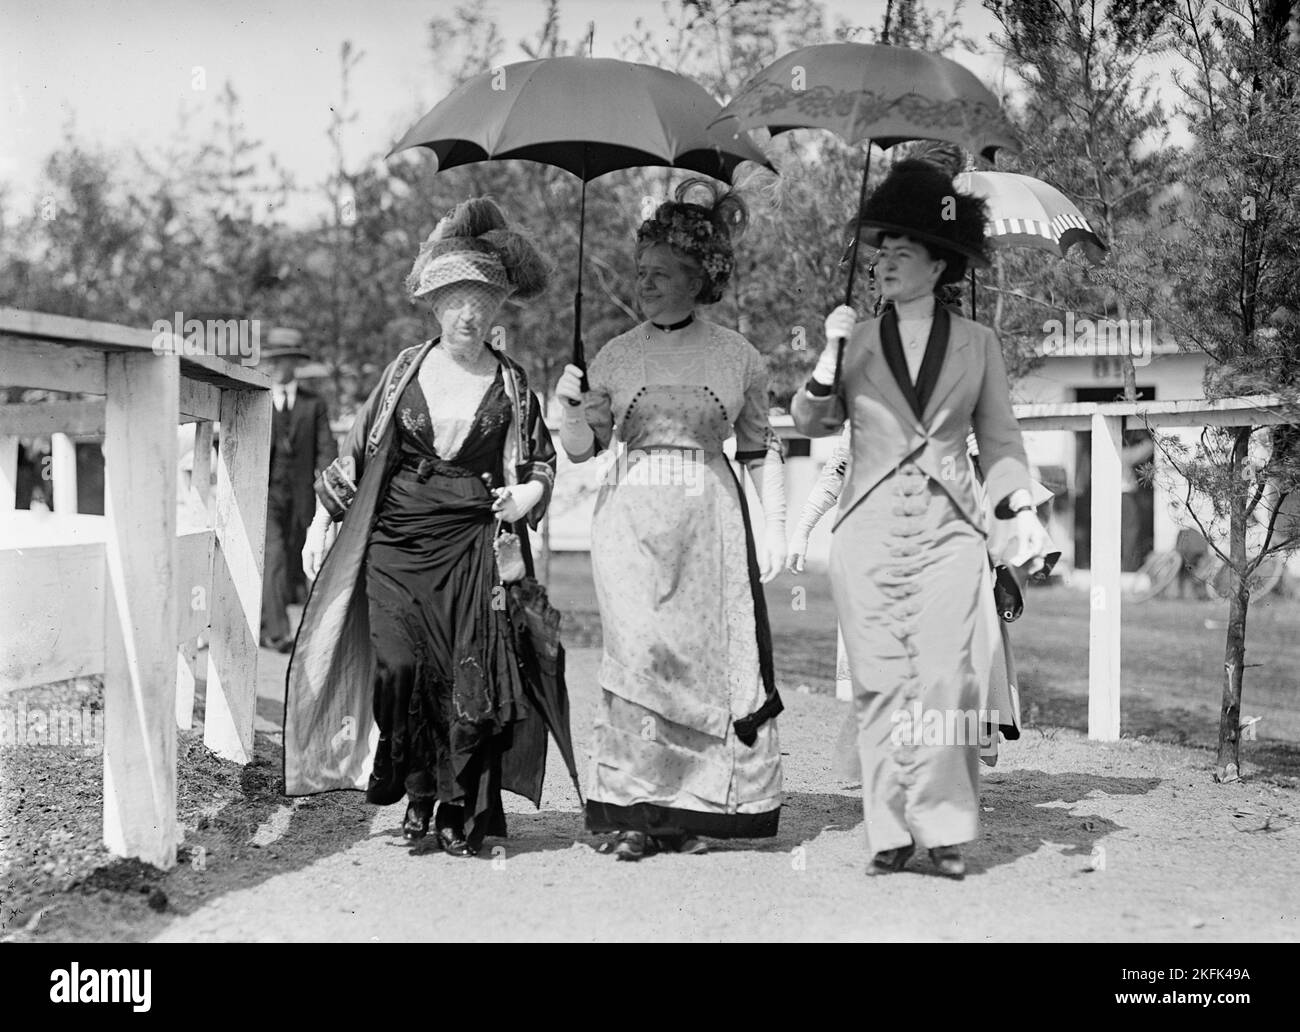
[900,326,929,350]
[650,313,694,332]
[895,296,936,351]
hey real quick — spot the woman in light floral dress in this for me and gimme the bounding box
[555,180,788,861]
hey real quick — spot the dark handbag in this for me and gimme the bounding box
[993,563,1024,622]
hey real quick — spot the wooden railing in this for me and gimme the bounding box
[1012,395,1294,742]
[0,308,272,869]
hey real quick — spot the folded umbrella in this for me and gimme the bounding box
[506,576,584,805]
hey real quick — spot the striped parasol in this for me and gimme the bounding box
[954,171,1107,261]
[952,171,1107,318]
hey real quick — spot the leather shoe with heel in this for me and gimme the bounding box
[434,804,477,857]
[928,845,966,879]
[613,831,659,862]
[435,826,477,857]
[402,799,433,841]
[866,843,915,875]
[656,833,707,855]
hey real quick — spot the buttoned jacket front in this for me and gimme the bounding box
[790,310,1030,533]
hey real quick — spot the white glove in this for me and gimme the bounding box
[303,512,338,581]
[1005,510,1050,573]
[786,532,810,574]
[492,481,545,524]
[556,362,596,457]
[824,305,858,345]
[813,306,858,384]
[761,525,787,584]
[555,363,586,408]
[757,440,787,583]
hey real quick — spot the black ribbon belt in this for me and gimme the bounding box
[399,455,477,482]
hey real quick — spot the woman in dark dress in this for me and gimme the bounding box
[284,198,557,857]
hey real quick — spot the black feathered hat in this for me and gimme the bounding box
[853,158,991,284]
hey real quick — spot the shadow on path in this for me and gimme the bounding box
[970,769,1159,875]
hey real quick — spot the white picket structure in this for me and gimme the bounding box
[0,308,272,869]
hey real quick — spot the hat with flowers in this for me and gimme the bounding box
[636,178,749,305]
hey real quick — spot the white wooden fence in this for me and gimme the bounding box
[1013,395,1293,742]
[0,308,271,869]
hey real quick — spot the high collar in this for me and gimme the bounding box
[894,294,937,322]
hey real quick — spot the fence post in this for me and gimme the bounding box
[102,351,179,867]
[1088,412,1123,741]
[205,387,270,763]
[176,420,214,731]
[0,435,16,510]
[51,431,78,512]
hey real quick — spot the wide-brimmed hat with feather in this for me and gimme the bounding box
[406,197,551,303]
[853,158,991,284]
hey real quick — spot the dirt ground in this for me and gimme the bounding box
[2,643,1297,943]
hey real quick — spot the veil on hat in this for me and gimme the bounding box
[406,198,551,303]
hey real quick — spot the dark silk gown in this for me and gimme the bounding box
[362,367,525,844]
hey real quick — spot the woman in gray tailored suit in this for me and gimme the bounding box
[791,159,1051,879]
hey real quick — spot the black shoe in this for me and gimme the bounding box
[928,846,966,879]
[613,831,659,862]
[656,833,707,855]
[402,799,433,841]
[866,843,915,875]
[435,825,477,857]
[434,804,476,857]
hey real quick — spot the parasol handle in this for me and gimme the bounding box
[833,143,875,393]
[567,176,590,405]
[831,272,855,393]
[568,288,587,404]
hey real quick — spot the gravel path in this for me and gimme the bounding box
[148,648,1300,942]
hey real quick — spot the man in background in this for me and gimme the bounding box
[259,327,337,651]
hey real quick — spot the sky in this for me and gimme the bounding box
[0,0,1185,226]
